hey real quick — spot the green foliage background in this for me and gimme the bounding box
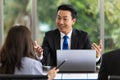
[4,0,120,52]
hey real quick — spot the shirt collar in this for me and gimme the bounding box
[60,29,72,39]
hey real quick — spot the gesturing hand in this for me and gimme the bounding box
[91,40,102,58]
[34,41,43,57]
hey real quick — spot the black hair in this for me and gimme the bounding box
[57,4,77,19]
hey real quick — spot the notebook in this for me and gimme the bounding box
[56,50,96,73]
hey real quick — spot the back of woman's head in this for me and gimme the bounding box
[0,25,34,74]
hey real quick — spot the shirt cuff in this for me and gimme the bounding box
[96,56,101,62]
[35,52,43,60]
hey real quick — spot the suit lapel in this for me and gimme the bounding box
[54,29,60,50]
[71,29,78,49]
[53,29,78,49]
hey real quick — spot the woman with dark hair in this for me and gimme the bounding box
[0,25,59,80]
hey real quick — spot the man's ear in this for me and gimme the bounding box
[72,18,76,25]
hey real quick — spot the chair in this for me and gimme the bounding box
[108,75,120,80]
[0,74,48,80]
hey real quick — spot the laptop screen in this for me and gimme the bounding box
[56,50,96,73]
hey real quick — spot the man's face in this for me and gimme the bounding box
[56,10,76,34]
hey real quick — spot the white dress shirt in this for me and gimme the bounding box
[60,30,72,50]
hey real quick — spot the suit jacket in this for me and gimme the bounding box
[98,49,120,80]
[41,28,91,66]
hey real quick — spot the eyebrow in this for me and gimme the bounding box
[57,15,68,18]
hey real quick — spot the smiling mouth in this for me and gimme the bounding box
[59,27,65,30]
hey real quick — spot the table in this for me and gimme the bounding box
[54,73,98,79]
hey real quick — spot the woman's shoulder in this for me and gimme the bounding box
[22,57,42,66]
[14,57,43,75]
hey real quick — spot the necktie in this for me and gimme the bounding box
[63,35,68,50]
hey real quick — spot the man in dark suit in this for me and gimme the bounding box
[41,4,102,66]
[98,49,120,80]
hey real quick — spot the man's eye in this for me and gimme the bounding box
[58,17,61,20]
[64,19,67,20]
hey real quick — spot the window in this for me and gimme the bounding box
[1,0,119,57]
[4,0,32,38]
[37,0,100,45]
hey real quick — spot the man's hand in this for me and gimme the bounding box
[34,41,43,57]
[91,40,102,58]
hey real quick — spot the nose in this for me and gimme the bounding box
[58,19,64,24]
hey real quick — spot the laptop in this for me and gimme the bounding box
[56,50,96,73]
